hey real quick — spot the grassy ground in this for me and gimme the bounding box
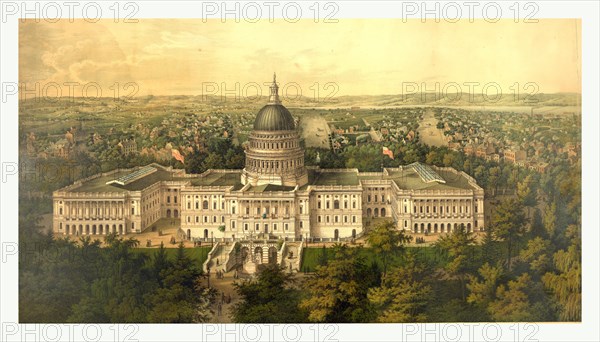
[132,247,211,268]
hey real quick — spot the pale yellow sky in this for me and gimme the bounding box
[19,19,581,96]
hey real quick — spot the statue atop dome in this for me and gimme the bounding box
[268,72,281,105]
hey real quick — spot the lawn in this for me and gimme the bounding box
[133,247,211,269]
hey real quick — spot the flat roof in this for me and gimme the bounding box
[245,184,296,193]
[190,171,243,188]
[386,168,475,191]
[307,169,360,186]
[65,164,475,194]
[72,169,189,193]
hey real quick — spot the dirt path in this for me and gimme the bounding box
[417,109,447,147]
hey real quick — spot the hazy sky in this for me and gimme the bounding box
[19,19,581,97]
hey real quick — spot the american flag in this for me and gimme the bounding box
[171,149,185,164]
[382,146,394,160]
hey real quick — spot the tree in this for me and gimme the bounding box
[542,201,558,240]
[366,220,412,273]
[146,243,205,322]
[368,253,431,322]
[201,153,225,170]
[488,273,535,322]
[300,245,375,322]
[491,198,527,270]
[488,167,501,195]
[231,264,307,323]
[542,224,581,321]
[466,263,503,311]
[517,174,538,216]
[519,237,552,276]
[434,224,475,300]
[480,226,499,265]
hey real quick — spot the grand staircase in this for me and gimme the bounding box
[204,240,303,275]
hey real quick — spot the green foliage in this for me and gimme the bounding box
[519,237,553,276]
[542,225,581,321]
[300,245,375,323]
[435,224,476,300]
[231,264,307,323]
[19,214,211,323]
[491,198,527,270]
[368,253,431,322]
[466,263,503,311]
[366,220,412,273]
[488,273,535,322]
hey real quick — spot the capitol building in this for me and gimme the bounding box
[52,75,485,243]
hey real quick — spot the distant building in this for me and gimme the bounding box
[504,149,527,164]
[476,143,496,159]
[464,144,476,156]
[118,139,137,155]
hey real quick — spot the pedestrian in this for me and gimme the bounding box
[217,303,222,316]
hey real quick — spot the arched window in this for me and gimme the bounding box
[334,200,339,209]
[203,200,209,209]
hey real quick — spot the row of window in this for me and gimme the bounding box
[408,204,476,214]
[186,215,225,224]
[187,200,226,210]
[250,140,298,150]
[317,194,357,199]
[242,222,292,231]
[246,158,304,170]
[317,215,358,224]
[61,222,133,235]
[366,195,386,203]
[317,200,357,210]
